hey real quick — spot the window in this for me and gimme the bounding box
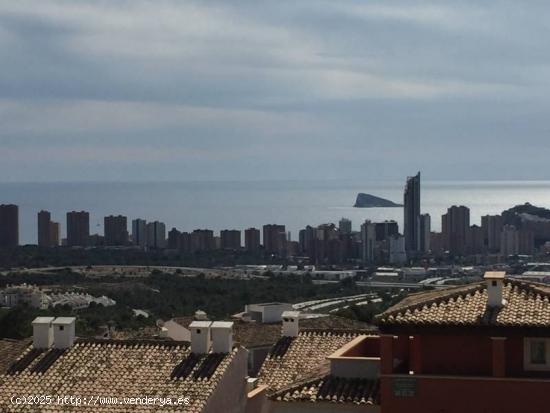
[524,338,550,370]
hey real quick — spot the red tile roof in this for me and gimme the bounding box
[376,278,550,329]
[0,339,242,413]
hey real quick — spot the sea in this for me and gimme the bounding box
[2,180,550,245]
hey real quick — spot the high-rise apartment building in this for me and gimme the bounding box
[374,221,399,242]
[481,215,504,253]
[419,213,431,252]
[220,230,241,250]
[338,218,352,235]
[132,219,147,248]
[244,228,260,252]
[404,172,421,253]
[191,229,215,252]
[104,215,128,246]
[66,211,90,247]
[466,224,484,255]
[360,220,376,264]
[49,221,60,247]
[500,224,519,256]
[146,221,166,249]
[37,210,52,247]
[0,204,19,248]
[167,227,181,250]
[442,205,470,256]
[263,224,286,256]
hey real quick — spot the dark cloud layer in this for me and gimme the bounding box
[1,1,550,181]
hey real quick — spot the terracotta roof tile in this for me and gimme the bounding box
[0,339,240,412]
[376,278,550,328]
[271,374,380,405]
[0,339,33,374]
[257,330,368,395]
[173,315,373,349]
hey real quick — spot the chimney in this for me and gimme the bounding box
[32,316,55,349]
[484,271,506,308]
[211,321,234,353]
[189,320,212,354]
[281,311,300,337]
[52,317,76,349]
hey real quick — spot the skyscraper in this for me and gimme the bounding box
[49,221,60,247]
[244,228,260,252]
[104,215,128,246]
[263,224,286,256]
[442,205,470,256]
[481,215,504,253]
[360,220,376,264]
[37,210,52,247]
[0,204,19,248]
[404,172,421,253]
[339,218,352,235]
[220,230,241,250]
[374,221,399,241]
[146,221,166,249]
[419,213,431,253]
[132,218,147,248]
[66,211,90,247]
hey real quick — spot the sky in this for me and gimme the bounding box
[1,0,550,182]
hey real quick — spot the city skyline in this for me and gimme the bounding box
[0,171,545,264]
[2,2,550,182]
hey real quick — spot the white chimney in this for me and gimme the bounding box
[211,321,234,353]
[485,271,506,308]
[32,316,55,349]
[189,320,212,354]
[52,317,76,349]
[282,311,300,337]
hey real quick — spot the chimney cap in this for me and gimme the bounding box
[211,321,233,329]
[32,316,55,325]
[484,271,506,280]
[53,317,76,325]
[189,320,212,329]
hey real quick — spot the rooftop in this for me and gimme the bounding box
[0,339,31,374]
[171,315,373,349]
[0,338,240,413]
[376,278,550,331]
[270,373,379,406]
[257,330,371,395]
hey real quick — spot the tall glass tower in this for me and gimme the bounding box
[404,172,421,253]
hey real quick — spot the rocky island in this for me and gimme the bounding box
[353,193,403,208]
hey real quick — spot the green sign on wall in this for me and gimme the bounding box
[393,377,417,397]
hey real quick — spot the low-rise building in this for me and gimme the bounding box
[0,317,249,413]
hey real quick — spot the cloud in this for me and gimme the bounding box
[0,1,550,181]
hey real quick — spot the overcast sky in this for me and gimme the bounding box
[1,0,550,182]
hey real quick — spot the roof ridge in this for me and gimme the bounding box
[269,373,327,398]
[75,338,189,347]
[299,328,376,335]
[375,282,484,323]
